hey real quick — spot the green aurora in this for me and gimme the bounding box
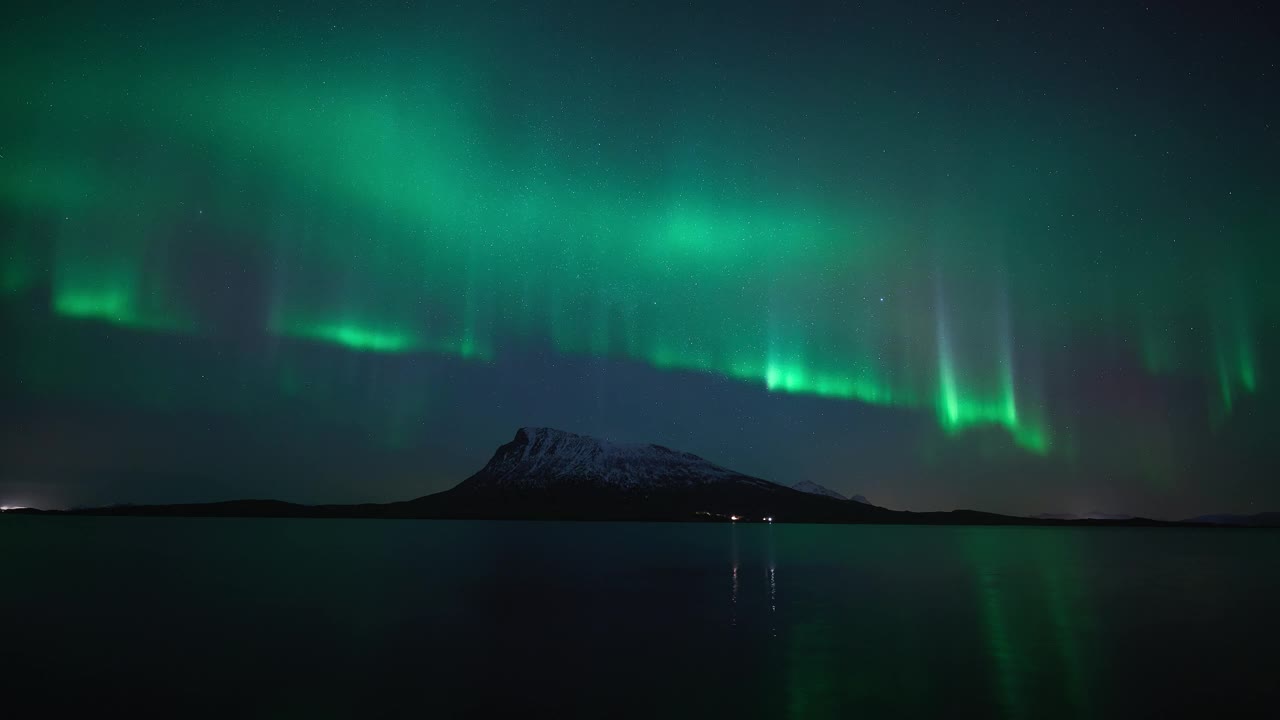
[1,2,1274,499]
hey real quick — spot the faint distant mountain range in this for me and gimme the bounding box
[1033,512,1135,521]
[792,480,848,500]
[1181,512,1280,527]
[791,481,872,505]
[0,427,1238,527]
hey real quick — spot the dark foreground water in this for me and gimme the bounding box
[1,518,1276,718]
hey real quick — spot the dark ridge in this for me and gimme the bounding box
[3,428,1233,527]
[1181,512,1280,527]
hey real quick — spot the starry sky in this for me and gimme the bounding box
[1,0,1275,518]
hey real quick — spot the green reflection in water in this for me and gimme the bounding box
[962,528,1095,719]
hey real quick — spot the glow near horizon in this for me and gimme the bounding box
[1,12,1266,458]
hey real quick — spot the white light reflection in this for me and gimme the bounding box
[770,565,777,638]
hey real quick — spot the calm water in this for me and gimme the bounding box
[2,517,1276,718]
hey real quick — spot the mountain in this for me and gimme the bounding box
[457,427,766,492]
[1182,512,1280,527]
[14,427,1198,527]
[791,481,874,506]
[792,480,847,500]
[395,427,892,523]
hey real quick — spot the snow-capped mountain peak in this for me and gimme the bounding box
[454,427,780,492]
[791,480,847,500]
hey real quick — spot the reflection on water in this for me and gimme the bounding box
[769,565,777,636]
[715,523,1272,719]
[963,528,1093,719]
[1,518,1276,718]
[730,523,739,627]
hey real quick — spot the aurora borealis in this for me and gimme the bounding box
[2,1,1275,516]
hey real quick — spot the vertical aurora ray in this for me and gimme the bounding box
[933,278,1049,453]
[936,302,964,427]
[265,224,426,354]
[50,213,191,332]
[0,0,1272,474]
[1208,317,1259,417]
[1209,287,1259,422]
[460,260,490,361]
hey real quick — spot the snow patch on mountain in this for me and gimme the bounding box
[791,480,846,500]
[458,427,782,491]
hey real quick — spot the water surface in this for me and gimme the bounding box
[2,518,1276,717]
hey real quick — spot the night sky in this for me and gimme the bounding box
[2,1,1275,518]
